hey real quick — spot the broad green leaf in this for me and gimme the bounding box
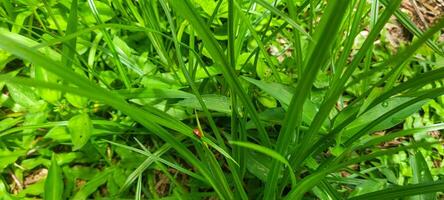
[68,113,93,150]
[44,155,64,200]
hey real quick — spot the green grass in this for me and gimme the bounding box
[0,0,444,199]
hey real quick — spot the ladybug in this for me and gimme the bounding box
[193,128,203,139]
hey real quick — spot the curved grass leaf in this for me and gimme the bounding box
[409,150,435,200]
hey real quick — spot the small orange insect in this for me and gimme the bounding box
[193,128,203,139]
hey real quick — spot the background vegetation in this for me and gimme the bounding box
[0,0,444,199]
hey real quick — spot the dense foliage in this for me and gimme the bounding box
[0,0,444,199]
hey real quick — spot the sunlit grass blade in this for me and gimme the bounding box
[135,175,142,200]
[410,150,435,200]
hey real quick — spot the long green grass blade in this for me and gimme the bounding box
[44,154,63,200]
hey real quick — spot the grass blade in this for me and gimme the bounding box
[44,154,63,200]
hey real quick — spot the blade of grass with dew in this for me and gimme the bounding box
[409,150,435,200]
[309,88,443,162]
[171,0,271,146]
[264,2,351,199]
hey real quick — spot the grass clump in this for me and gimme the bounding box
[0,0,444,199]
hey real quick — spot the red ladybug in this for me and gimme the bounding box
[193,128,203,139]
